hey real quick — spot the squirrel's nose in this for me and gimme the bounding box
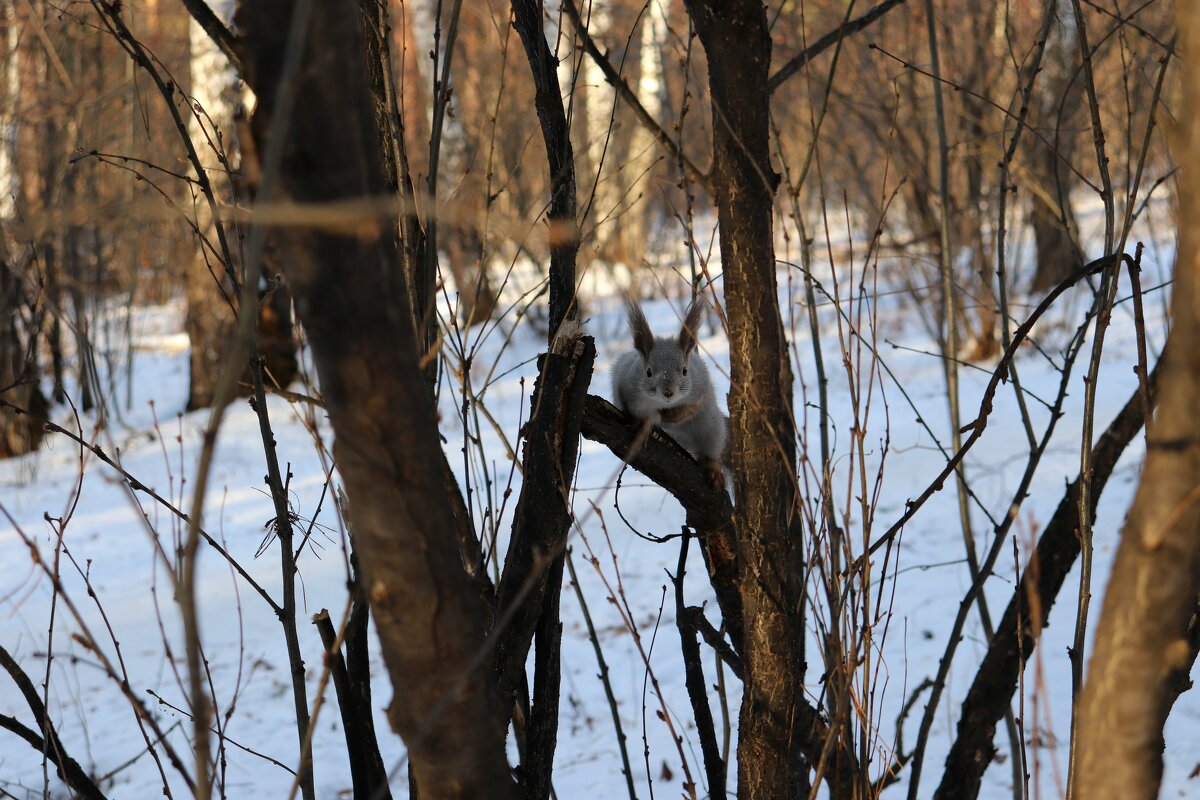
[662,388,674,398]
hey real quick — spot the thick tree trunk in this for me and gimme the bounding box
[682,3,810,797]
[234,4,514,797]
[491,5,589,795]
[1073,7,1200,795]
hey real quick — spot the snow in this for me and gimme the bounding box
[2,214,1197,799]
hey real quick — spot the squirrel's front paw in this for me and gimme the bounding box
[702,459,726,490]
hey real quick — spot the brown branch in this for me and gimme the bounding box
[853,252,1124,571]
[313,609,391,800]
[510,0,580,336]
[0,646,109,800]
[560,0,714,197]
[935,356,1161,799]
[494,337,596,701]
[523,556,565,800]
[248,364,314,800]
[681,606,742,679]
[674,534,726,796]
[767,0,908,94]
[179,0,243,79]
[580,394,742,650]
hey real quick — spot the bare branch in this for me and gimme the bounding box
[561,0,714,196]
[767,0,908,93]
[0,646,109,800]
[179,0,243,78]
[936,357,1160,799]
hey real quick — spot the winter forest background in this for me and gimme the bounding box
[1,0,1197,799]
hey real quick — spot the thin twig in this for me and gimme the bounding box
[0,398,281,615]
[853,252,1125,568]
[565,551,637,800]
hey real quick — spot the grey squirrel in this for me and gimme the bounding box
[611,298,728,486]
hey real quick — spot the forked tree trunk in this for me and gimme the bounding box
[234,4,514,797]
[1073,6,1200,795]
[682,3,810,797]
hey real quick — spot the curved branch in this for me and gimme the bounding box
[936,357,1160,799]
[180,0,244,79]
[561,0,714,196]
[0,646,109,800]
[767,0,908,94]
[853,252,1126,571]
[580,394,741,649]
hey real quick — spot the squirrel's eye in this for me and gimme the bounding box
[682,368,688,376]
[645,368,652,378]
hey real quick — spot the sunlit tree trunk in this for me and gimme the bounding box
[682,2,811,796]
[1073,6,1200,796]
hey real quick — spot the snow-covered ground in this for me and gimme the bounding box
[2,213,1196,799]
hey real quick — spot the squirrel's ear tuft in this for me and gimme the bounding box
[625,298,655,358]
[678,297,705,355]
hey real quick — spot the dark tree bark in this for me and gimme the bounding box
[0,243,47,458]
[523,555,565,800]
[314,605,391,800]
[680,3,810,796]
[936,360,1159,799]
[493,338,594,697]
[0,645,108,800]
[1028,140,1084,292]
[234,4,514,797]
[508,0,578,338]
[1074,7,1200,790]
[675,533,727,795]
[490,5,590,796]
